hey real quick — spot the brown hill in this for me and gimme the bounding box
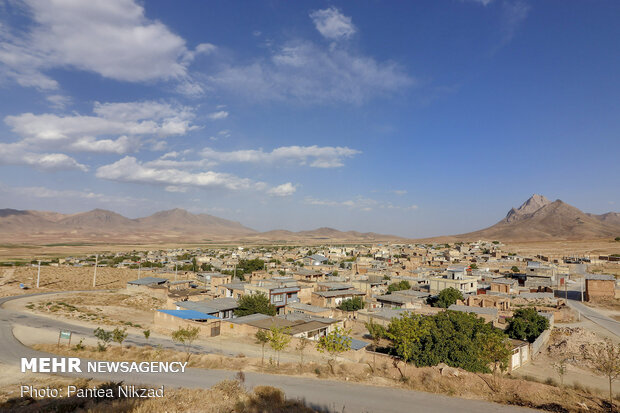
[0,208,402,243]
[448,195,620,241]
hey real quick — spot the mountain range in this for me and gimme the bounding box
[1,194,619,244]
[0,208,398,243]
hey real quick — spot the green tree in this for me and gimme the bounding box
[171,326,200,361]
[255,329,269,366]
[614,236,620,242]
[511,266,520,273]
[337,296,365,311]
[505,308,549,343]
[268,325,291,367]
[387,280,411,294]
[386,310,508,373]
[112,327,128,350]
[316,327,352,374]
[434,287,464,308]
[234,292,277,317]
[469,263,478,270]
[481,332,512,389]
[143,329,151,342]
[94,327,112,351]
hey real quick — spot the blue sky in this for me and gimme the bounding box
[0,0,618,237]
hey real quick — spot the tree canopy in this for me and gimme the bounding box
[387,280,411,294]
[234,292,277,317]
[505,308,549,343]
[386,310,509,373]
[337,296,365,311]
[432,287,464,308]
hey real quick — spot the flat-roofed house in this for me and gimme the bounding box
[585,274,617,301]
[175,297,239,319]
[311,289,366,308]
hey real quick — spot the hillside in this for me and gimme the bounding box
[448,194,620,241]
[0,208,402,244]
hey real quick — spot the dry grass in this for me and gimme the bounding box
[32,343,616,412]
[25,291,164,327]
[0,266,147,297]
[0,377,316,413]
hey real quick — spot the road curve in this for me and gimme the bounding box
[0,293,540,413]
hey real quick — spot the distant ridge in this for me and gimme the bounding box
[444,194,620,241]
[0,208,403,243]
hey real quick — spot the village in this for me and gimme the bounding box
[8,241,618,388]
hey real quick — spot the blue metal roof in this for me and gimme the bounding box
[157,309,219,320]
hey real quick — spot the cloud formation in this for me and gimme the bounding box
[310,7,356,40]
[0,142,87,171]
[199,145,360,168]
[96,156,295,196]
[0,0,204,91]
[4,101,196,154]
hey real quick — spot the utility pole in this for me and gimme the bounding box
[36,260,41,288]
[138,261,141,279]
[92,254,98,287]
[234,263,237,280]
[580,276,584,302]
[175,262,178,282]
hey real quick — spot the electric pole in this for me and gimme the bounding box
[175,262,178,282]
[92,254,98,287]
[36,260,41,288]
[138,261,141,279]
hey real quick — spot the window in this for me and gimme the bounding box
[273,294,283,302]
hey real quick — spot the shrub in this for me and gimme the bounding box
[505,308,550,342]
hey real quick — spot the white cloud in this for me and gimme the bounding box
[310,7,356,40]
[45,94,71,109]
[4,100,196,154]
[210,40,412,104]
[267,183,296,197]
[96,156,297,196]
[392,190,407,196]
[0,142,87,171]
[207,111,229,120]
[0,0,206,90]
[95,156,249,191]
[199,145,360,168]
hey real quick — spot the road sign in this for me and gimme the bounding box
[58,330,72,347]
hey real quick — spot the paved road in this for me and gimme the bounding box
[565,299,620,338]
[0,293,540,413]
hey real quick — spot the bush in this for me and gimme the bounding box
[387,280,411,294]
[337,296,364,311]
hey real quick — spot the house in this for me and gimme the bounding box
[304,254,329,266]
[245,280,301,313]
[292,269,325,282]
[217,282,246,299]
[311,289,366,308]
[230,313,341,340]
[175,297,239,319]
[284,302,333,318]
[375,293,421,310]
[127,276,168,290]
[153,309,222,337]
[508,339,530,371]
[196,272,233,290]
[490,278,518,294]
[428,266,478,294]
[585,274,616,301]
